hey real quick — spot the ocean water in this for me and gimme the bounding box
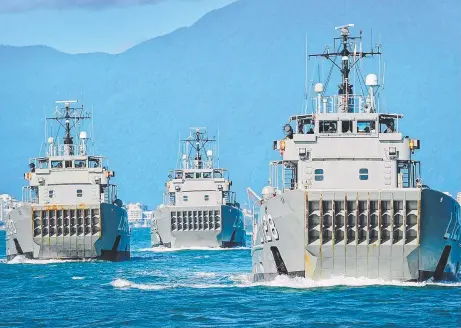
[1,229,460,327]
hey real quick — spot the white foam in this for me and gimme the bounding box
[193,255,211,259]
[72,276,85,280]
[229,273,253,285]
[110,278,234,291]
[137,247,176,253]
[138,246,249,252]
[110,278,167,290]
[110,275,461,292]
[180,246,250,251]
[237,275,461,289]
[6,255,90,265]
[183,283,233,289]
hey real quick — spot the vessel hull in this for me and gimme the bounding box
[5,203,130,261]
[151,204,246,248]
[252,188,461,282]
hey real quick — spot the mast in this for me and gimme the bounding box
[64,104,72,150]
[309,24,381,112]
[339,25,352,101]
[48,100,91,156]
[180,128,216,170]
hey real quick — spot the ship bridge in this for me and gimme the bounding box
[23,101,118,206]
[270,24,421,193]
[161,128,238,208]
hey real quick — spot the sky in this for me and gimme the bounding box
[0,0,237,54]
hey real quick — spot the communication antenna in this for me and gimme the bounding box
[382,62,386,89]
[370,28,373,53]
[177,132,181,169]
[91,105,95,154]
[353,42,357,97]
[359,29,363,72]
[217,127,220,168]
[378,32,382,89]
[304,32,308,114]
[41,105,46,156]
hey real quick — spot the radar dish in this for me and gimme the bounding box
[366,74,378,86]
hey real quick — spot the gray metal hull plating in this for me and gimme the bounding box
[252,188,461,282]
[151,205,246,248]
[5,203,130,261]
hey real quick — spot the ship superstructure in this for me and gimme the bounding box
[5,100,130,261]
[251,25,461,282]
[126,202,152,228]
[151,128,245,248]
[0,194,21,230]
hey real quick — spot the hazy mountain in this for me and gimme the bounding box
[1,0,460,206]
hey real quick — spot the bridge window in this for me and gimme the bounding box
[213,170,223,178]
[185,172,194,179]
[77,189,83,197]
[49,190,54,198]
[175,171,183,179]
[183,195,188,202]
[306,123,315,134]
[319,121,337,134]
[359,168,369,180]
[74,160,86,168]
[380,117,395,133]
[203,172,212,179]
[314,169,324,181]
[204,195,209,201]
[195,172,202,179]
[89,157,101,168]
[39,159,48,169]
[51,161,62,169]
[357,121,374,133]
[342,121,353,133]
[65,160,72,168]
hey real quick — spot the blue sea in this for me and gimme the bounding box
[1,229,460,327]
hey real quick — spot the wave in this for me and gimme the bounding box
[6,255,95,265]
[234,274,461,289]
[193,255,211,259]
[137,246,249,252]
[109,274,461,292]
[136,247,177,253]
[110,278,231,291]
[110,279,168,290]
[72,276,85,280]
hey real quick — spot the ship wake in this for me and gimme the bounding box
[236,275,461,289]
[137,246,249,252]
[5,255,96,265]
[110,278,235,291]
[109,273,460,292]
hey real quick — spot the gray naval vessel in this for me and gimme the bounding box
[252,25,461,282]
[151,128,246,248]
[5,100,130,261]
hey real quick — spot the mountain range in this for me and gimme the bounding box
[0,0,460,206]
